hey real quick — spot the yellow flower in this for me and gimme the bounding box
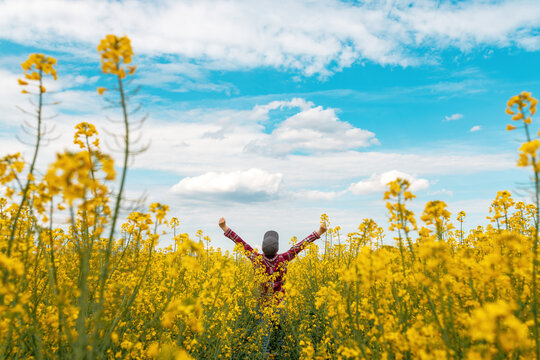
[519,139,540,156]
[506,91,538,126]
[512,113,524,121]
[531,98,538,115]
[20,53,58,81]
[73,122,98,149]
[174,349,194,360]
[111,332,119,343]
[97,34,135,79]
[146,342,159,357]
[97,87,107,95]
[170,217,180,228]
[100,155,116,180]
[506,124,516,131]
[25,72,40,81]
[17,79,28,86]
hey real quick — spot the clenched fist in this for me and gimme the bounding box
[218,217,229,232]
[317,222,327,236]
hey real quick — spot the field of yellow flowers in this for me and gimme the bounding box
[1,35,540,360]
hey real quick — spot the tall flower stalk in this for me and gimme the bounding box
[506,91,540,360]
[95,35,136,307]
[7,54,57,257]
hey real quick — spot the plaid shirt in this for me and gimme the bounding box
[224,228,320,299]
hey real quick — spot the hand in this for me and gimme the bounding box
[219,217,229,232]
[317,223,327,236]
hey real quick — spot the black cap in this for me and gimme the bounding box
[262,230,279,257]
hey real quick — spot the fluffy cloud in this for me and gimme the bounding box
[250,98,313,120]
[0,68,24,126]
[0,77,514,201]
[1,0,539,76]
[348,170,430,195]
[444,113,463,121]
[244,101,378,156]
[170,168,283,201]
[470,125,482,132]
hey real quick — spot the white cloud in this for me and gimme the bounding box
[470,125,482,132]
[444,113,463,121]
[136,62,237,94]
[127,106,514,192]
[0,73,518,209]
[402,1,540,50]
[293,189,346,201]
[0,83,515,199]
[1,0,540,76]
[170,168,283,200]
[251,98,314,120]
[348,170,430,195]
[429,189,454,197]
[518,36,540,51]
[245,101,378,156]
[0,69,24,126]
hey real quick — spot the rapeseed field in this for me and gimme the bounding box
[1,35,540,360]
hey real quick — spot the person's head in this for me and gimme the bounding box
[262,230,279,257]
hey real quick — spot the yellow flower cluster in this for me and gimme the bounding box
[283,189,538,359]
[384,178,417,235]
[505,92,540,173]
[0,153,25,186]
[469,300,531,352]
[43,150,112,204]
[421,200,454,237]
[97,34,136,79]
[506,91,538,127]
[517,139,540,168]
[73,121,100,149]
[149,203,170,225]
[21,53,58,80]
[18,53,57,93]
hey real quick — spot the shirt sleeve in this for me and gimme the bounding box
[224,228,259,261]
[282,231,320,262]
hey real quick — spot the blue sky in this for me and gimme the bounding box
[1,0,539,251]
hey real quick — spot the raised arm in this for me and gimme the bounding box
[219,217,259,260]
[283,223,327,262]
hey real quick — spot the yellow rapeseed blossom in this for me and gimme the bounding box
[20,53,58,82]
[506,91,537,125]
[517,140,540,168]
[149,202,169,225]
[97,34,134,78]
[73,122,98,149]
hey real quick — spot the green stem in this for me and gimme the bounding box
[7,71,44,257]
[523,121,539,360]
[97,72,130,311]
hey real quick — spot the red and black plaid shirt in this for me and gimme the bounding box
[224,228,320,299]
